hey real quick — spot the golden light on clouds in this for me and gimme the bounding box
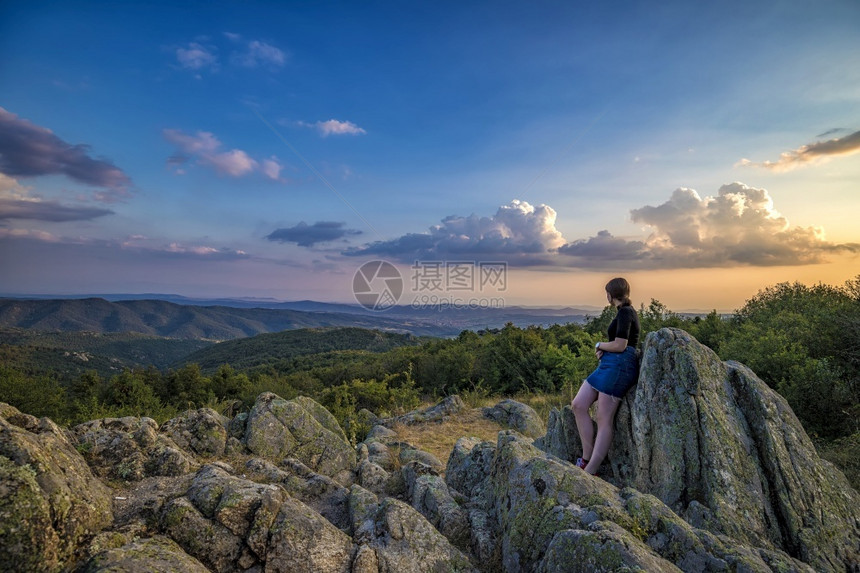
[738,129,860,172]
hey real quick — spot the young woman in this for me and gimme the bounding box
[571,277,640,475]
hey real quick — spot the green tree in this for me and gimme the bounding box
[165,363,213,407]
[211,364,251,400]
[0,366,66,421]
[102,369,163,416]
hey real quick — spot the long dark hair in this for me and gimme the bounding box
[605,277,631,306]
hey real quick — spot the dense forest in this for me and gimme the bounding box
[1,277,858,487]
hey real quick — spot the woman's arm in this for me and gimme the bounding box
[596,337,628,354]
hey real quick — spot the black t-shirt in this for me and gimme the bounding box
[608,304,639,348]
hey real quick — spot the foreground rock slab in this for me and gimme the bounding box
[0,403,113,572]
[452,429,816,573]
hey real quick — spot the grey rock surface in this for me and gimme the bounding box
[538,328,860,571]
[348,484,477,573]
[160,407,230,458]
[243,392,355,483]
[483,399,546,439]
[72,416,195,481]
[0,403,113,573]
[383,394,466,426]
[82,535,211,573]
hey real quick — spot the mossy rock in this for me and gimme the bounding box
[83,535,210,573]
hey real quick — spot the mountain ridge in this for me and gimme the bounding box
[0,297,594,339]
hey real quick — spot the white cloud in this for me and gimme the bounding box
[345,184,858,270]
[233,40,286,67]
[207,149,258,177]
[0,228,62,242]
[0,173,30,200]
[0,174,113,221]
[260,157,283,181]
[162,129,283,181]
[345,199,566,264]
[313,119,367,137]
[176,42,218,71]
[738,129,860,171]
[163,129,220,154]
[560,182,858,268]
[175,37,286,75]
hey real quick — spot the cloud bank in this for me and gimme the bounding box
[266,221,362,247]
[560,182,858,268]
[342,186,855,270]
[0,228,249,260]
[738,129,860,171]
[163,129,283,180]
[0,172,113,222]
[0,107,131,200]
[344,200,565,264]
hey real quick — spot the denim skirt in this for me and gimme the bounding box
[586,346,639,398]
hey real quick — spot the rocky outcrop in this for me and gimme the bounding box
[2,327,858,572]
[157,461,356,572]
[349,484,476,572]
[382,394,466,426]
[245,456,351,530]
[483,399,545,439]
[451,429,815,572]
[538,328,860,572]
[83,535,210,573]
[159,407,230,458]
[243,392,356,484]
[72,416,196,481]
[0,404,113,572]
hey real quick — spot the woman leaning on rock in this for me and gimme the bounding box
[571,277,640,475]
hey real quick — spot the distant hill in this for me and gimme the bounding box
[0,328,212,378]
[0,298,448,339]
[177,327,423,372]
[0,297,593,339]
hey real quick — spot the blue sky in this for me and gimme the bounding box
[1,0,858,311]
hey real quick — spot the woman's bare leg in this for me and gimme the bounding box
[571,381,599,461]
[585,392,621,474]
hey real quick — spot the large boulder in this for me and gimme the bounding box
[243,392,355,483]
[292,394,349,442]
[406,471,471,550]
[158,461,356,572]
[265,495,355,573]
[159,408,230,458]
[536,328,860,572]
[160,462,287,572]
[628,328,860,571]
[72,416,195,481]
[348,484,477,572]
[245,457,351,530]
[483,399,545,439]
[452,430,814,573]
[0,403,113,572]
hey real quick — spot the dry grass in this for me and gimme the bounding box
[390,391,578,470]
[392,408,506,470]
